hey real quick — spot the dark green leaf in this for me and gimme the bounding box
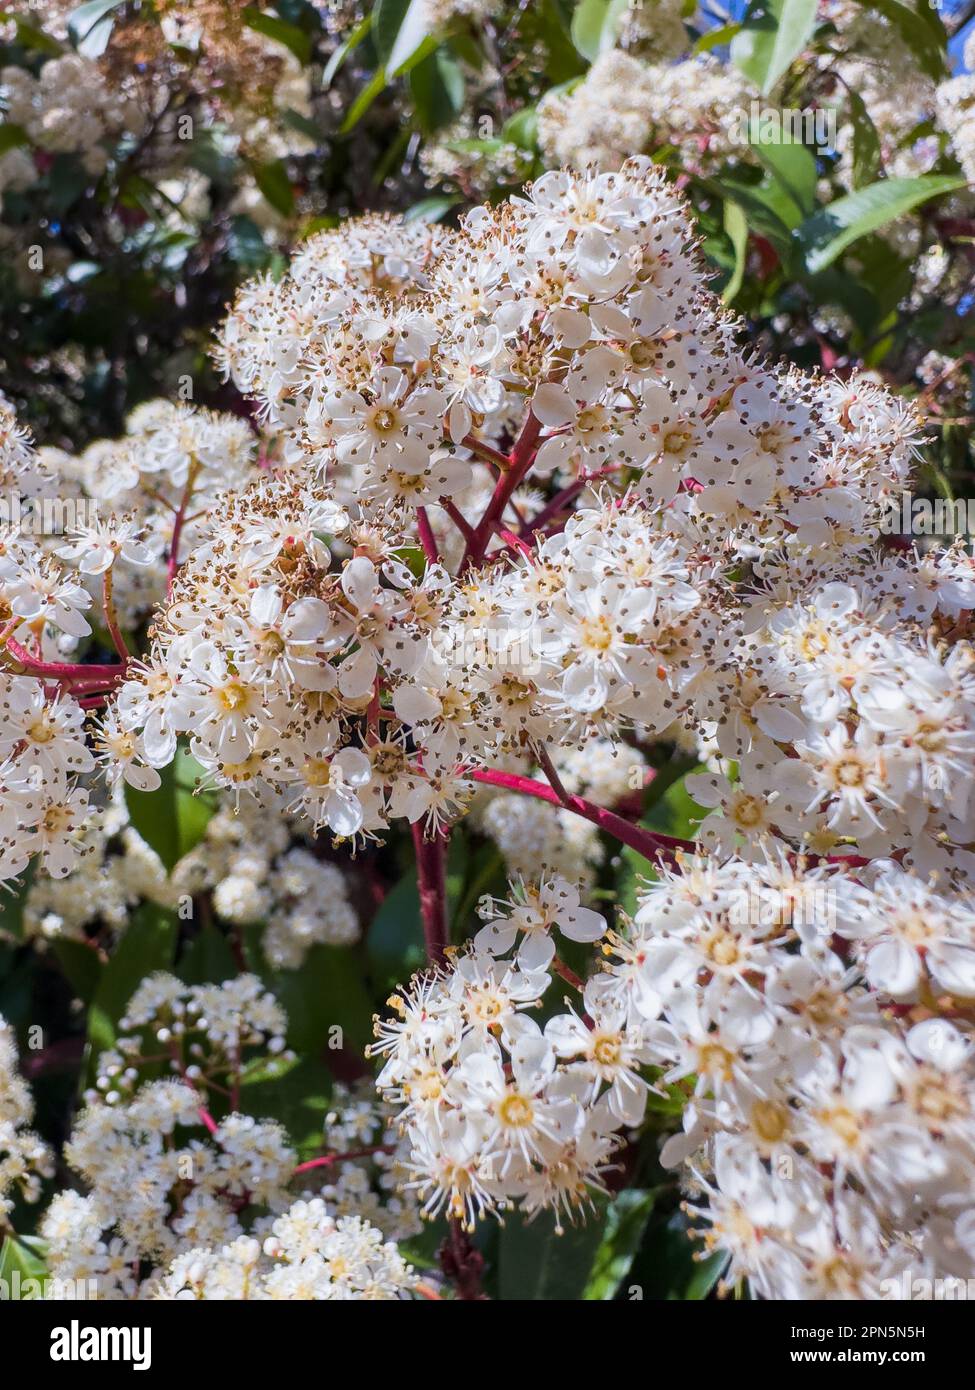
[88,903,178,1055]
[124,745,217,873]
[340,68,388,133]
[409,49,465,135]
[367,871,425,991]
[178,926,238,985]
[847,87,882,189]
[52,940,103,1006]
[242,7,312,63]
[0,861,34,945]
[252,159,295,217]
[583,1189,659,1300]
[0,124,29,156]
[499,1205,609,1299]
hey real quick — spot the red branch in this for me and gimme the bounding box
[471,767,692,865]
[412,820,450,964]
[462,411,543,569]
[416,506,440,565]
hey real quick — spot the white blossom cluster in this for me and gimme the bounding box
[156,1198,415,1299]
[371,875,642,1230]
[41,1084,298,1295]
[538,51,755,174]
[0,397,264,889]
[937,75,975,185]
[319,1081,423,1242]
[104,162,974,883]
[174,801,360,968]
[0,1014,53,1220]
[0,54,146,175]
[90,973,291,1107]
[41,1070,418,1298]
[613,855,975,1300]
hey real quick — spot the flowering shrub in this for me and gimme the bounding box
[0,0,974,1310]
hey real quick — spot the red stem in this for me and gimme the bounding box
[4,638,125,684]
[416,506,440,564]
[411,819,450,965]
[293,1144,396,1176]
[471,767,692,865]
[463,411,543,570]
[441,498,474,541]
[101,570,130,666]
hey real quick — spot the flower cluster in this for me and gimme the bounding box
[41,1084,297,1295]
[371,874,647,1230]
[0,54,146,175]
[157,1198,415,1300]
[609,855,975,1300]
[0,1014,53,1220]
[91,973,290,1107]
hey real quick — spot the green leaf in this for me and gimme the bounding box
[583,1189,659,1300]
[0,1235,49,1296]
[498,1206,609,1299]
[693,21,741,53]
[178,926,238,985]
[52,940,103,1006]
[0,861,34,944]
[262,943,374,1054]
[252,158,295,217]
[227,213,272,268]
[67,0,123,58]
[0,124,28,156]
[501,106,539,152]
[15,20,64,56]
[241,7,312,63]
[751,130,817,219]
[403,194,459,222]
[373,0,411,62]
[409,48,465,135]
[627,1206,727,1300]
[847,87,882,189]
[237,1054,332,1156]
[124,745,216,873]
[798,174,967,273]
[48,154,90,213]
[855,0,947,81]
[708,175,795,258]
[570,0,630,62]
[731,0,817,95]
[385,0,441,76]
[87,903,178,1056]
[722,199,748,304]
[323,12,371,88]
[340,67,388,133]
[368,872,425,992]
